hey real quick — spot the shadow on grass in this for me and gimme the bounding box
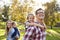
[0,35,6,40]
[47,27,60,40]
[52,27,60,33]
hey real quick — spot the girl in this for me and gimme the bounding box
[25,14,35,31]
[25,14,46,31]
[6,20,15,40]
[11,22,20,40]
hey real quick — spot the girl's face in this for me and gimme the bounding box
[12,23,16,27]
[28,15,34,22]
[7,22,12,28]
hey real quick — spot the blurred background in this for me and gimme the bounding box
[0,0,60,40]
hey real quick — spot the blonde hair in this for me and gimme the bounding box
[5,20,12,35]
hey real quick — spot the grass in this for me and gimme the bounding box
[0,22,60,40]
[0,29,24,40]
[46,27,60,40]
[0,27,60,40]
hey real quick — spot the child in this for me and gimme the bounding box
[11,22,20,40]
[25,14,35,31]
[25,14,46,31]
[6,20,15,40]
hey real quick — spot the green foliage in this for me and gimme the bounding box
[47,27,60,40]
[0,22,6,29]
[0,14,2,21]
[9,0,33,23]
[43,0,59,26]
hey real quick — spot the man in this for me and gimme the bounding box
[35,8,46,40]
[23,8,46,40]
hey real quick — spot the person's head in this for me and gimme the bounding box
[12,22,16,27]
[6,20,12,34]
[6,20,12,29]
[27,14,34,22]
[35,8,45,20]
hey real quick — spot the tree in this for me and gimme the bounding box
[9,0,34,23]
[2,5,9,22]
[43,0,57,29]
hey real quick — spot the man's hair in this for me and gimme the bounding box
[35,8,44,15]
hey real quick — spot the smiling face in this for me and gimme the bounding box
[36,9,45,20]
[12,22,16,27]
[6,21,12,29]
[27,14,34,22]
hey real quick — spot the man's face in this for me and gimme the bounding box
[36,10,45,20]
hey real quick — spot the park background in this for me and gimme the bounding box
[0,0,60,40]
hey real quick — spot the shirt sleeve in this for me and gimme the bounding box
[25,22,30,28]
[23,27,35,40]
[10,28,15,35]
[8,28,15,39]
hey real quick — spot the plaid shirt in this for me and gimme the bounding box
[23,26,42,40]
[35,21,46,40]
[23,21,46,40]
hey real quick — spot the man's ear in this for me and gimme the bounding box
[44,14,45,17]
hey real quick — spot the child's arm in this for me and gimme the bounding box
[43,22,47,30]
[25,22,34,26]
[34,23,44,28]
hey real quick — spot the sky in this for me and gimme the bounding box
[0,0,60,11]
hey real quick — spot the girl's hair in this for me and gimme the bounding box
[5,20,12,35]
[12,22,15,25]
[12,21,17,26]
[27,14,34,19]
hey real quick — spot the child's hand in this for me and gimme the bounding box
[41,27,44,30]
[26,22,34,26]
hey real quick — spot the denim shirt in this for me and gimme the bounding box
[11,27,20,38]
[7,28,15,40]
